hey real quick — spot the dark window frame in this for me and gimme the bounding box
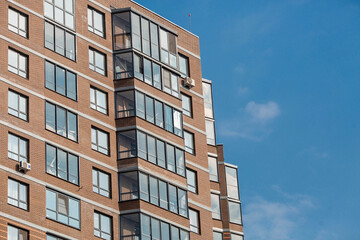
[186,168,198,194]
[89,47,107,76]
[8,7,28,38]
[43,0,75,30]
[87,6,106,38]
[189,208,200,234]
[92,168,112,198]
[181,93,192,118]
[184,130,195,155]
[91,126,110,156]
[90,86,108,115]
[7,178,29,211]
[8,89,29,122]
[8,47,28,79]
[8,132,29,162]
[7,224,29,240]
[94,211,113,239]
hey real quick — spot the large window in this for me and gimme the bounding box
[8,8,28,38]
[8,48,27,78]
[46,144,79,185]
[113,12,131,50]
[90,87,108,114]
[45,21,75,60]
[8,178,28,210]
[7,225,28,240]
[184,131,194,154]
[162,68,179,97]
[88,7,105,37]
[203,82,214,118]
[211,194,221,219]
[181,94,192,117]
[121,213,189,240]
[179,54,189,77]
[208,156,218,182]
[228,201,242,225]
[186,168,197,193]
[8,90,28,121]
[46,189,80,228]
[231,234,244,240]
[213,232,223,240]
[189,209,199,234]
[45,61,77,100]
[160,28,177,68]
[206,119,216,145]
[114,52,133,79]
[93,168,111,198]
[116,90,183,136]
[91,127,109,155]
[94,211,112,240]
[119,171,188,217]
[45,102,78,141]
[44,0,75,29]
[225,166,240,200]
[89,48,106,75]
[117,130,185,176]
[119,171,138,201]
[8,133,28,162]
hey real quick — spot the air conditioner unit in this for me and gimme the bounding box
[19,161,31,171]
[183,77,195,88]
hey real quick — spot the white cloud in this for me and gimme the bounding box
[245,101,280,122]
[218,101,280,141]
[243,186,315,240]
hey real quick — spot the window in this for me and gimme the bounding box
[186,169,197,193]
[166,144,175,173]
[131,12,141,51]
[8,133,28,162]
[168,184,178,214]
[46,189,80,228]
[178,189,188,217]
[231,234,244,240]
[189,209,199,234]
[160,28,177,68]
[45,22,75,60]
[141,18,151,56]
[151,218,160,240]
[94,212,112,240]
[88,7,105,37]
[211,194,221,219]
[93,169,111,198]
[225,166,240,200]
[159,180,168,209]
[228,201,242,225]
[139,172,149,201]
[8,48,27,78]
[90,87,108,114]
[91,127,109,155]
[45,102,78,141]
[181,94,192,117]
[116,90,135,118]
[8,179,28,210]
[44,0,75,29]
[119,172,138,201]
[117,130,136,159]
[8,90,28,121]
[113,11,131,50]
[149,176,159,206]
[150,22,159,60]
[155,100,163,128]
[206,120,216,145]
[89,48,106,75]
[164,105,173,132]
[45,61,77,100]
[8,8,28,38]
[7,225,28,240]
[208,156,219,182]
[162,68,179,97]
[46,144,79,185]
[47,234,66,240]
[134,53,143,79]
[141,214,151,240]
[145,96,154,123]
[184,131,194,154]
[137,131,147,160]
[114,52,133,79]
[120,214,140,240]
[213,232,223,240]
[203,82,214,118]
[179,54,189,76]
[176,149,185,176]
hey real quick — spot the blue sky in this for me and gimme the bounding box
[135,0,360,239]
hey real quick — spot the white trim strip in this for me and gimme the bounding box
[178,46,200,60]
[210,189,221,194]
[0,211,77,240]
[212,227,244,235]
[186,160,209,173]
[0,120,118,172]
[224,162,238,168]
[89,0,111,12]
[213,227,224,232]
[0,35,114,91]
[0,165,120,214]
[116,125,185,150]
[180,85,204,99]
[183,122,206,135]
[208,152,218,158]
[0,76,116,131]
[202,78,212,84]
[188,199,212,212]
[220,196,242,203]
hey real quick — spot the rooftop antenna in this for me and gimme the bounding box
[189,13,191,31]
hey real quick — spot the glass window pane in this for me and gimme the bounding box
[168,185,177,213]
[56,107,66,137]
[45,22,55,50]
[156,140,166,168]
[135,91,145,119]
[46,103,56,131]
[161,222,170,240]
[145,96,154,123]
[137,131,147,160]
[176,149,185,176]
[153,63,161,89]
[164,105,173,132]
[139,173,149,201]
[166,145,175,172]
[116,90,135,118]
[211,194,221,219]
[119,171,138,201]
[228,201,242,224]
[209,156,218,182]
[149,176,158,205]
[147,135,156,164]
[154,100,163,128]
[55,66,66,95]
[159,180,168,209]
[45,61,55,90]
[55,27,65,55]
[66,71,77,100]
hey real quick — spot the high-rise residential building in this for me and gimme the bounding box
[0,0,244,239]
